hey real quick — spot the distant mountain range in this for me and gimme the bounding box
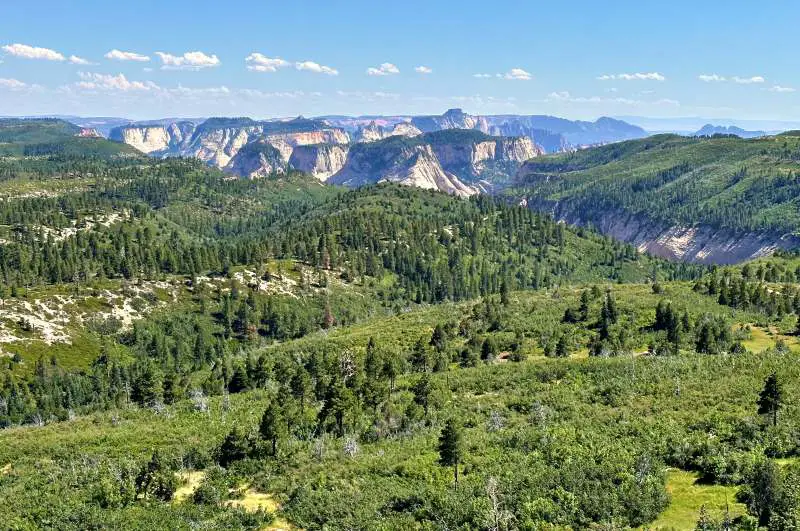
[693,124,766,138]
[93,109,648,195]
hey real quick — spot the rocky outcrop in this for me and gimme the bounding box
[526,200,800,264]
[110,125,172,154]
[76,128,103,138]
[428,132,542,179]
[289,144,350,181]
[390,122,422,138]
[224,141,287,179]
[330,142,477,197]
[110,117,349,168]
[109,121,196,155]
[263,130,349,163]
[327,130,537,196]
[354,121,422,142]
[411,108,490,134]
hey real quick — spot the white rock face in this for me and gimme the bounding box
[498,136,541,161]
[389,122,422,138]
[541,203,800,264]
[111,119,351,171]
[263,130,350,162]
[289,144,350,181]
[115,126,172,154]
[355,121,422,143]
[380,145,477,197]
[192,127,260,167]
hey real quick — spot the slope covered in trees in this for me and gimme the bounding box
[2,122,800,529]
[512,133,800,262]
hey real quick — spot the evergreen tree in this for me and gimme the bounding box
[758,372,783,427]
[438,419,464,486]
[259,402,286,456]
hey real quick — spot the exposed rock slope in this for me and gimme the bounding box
[288,144,350,181]
[329,130,540,196]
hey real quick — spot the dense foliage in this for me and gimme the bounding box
[512,133,800,234]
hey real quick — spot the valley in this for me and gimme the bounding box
[0,116,799,530]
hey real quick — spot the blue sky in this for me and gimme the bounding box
[0,0,797,121]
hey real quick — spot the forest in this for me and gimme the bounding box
[511,133,800,234]
[0,120,798,530]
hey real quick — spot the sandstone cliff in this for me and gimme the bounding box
[354,121,422,142]
[289,144,350,181]
[111,117,350,168]
[523,198,800,264]
[224,140,287,179]
[330,141,477,197]
[327,130,536,196]
[411,108,490,134]
[109,121,196,155]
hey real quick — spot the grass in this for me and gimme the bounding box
[647,469,745,530]
[738,324,800,353]
[172,470,206,503]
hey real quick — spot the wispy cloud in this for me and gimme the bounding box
[769,85,796,93]
[0,78,33,91]
[69,55,92,65]
[732,75,765,84]
[503,68,532,80]
[295,61,338,75]
[414,66,432,74]
[156,51,220,70]
[105,49,150,62]
[337,90,400,100]
[698,74,726,82]
[366,63,400,76]
[245,53,290,72]
[75,72,160,92]
[2,43,65,61]
[473,73,492,79]
[547,90,678,107]
[597,72,665,81]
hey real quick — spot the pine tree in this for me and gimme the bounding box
[758,373,783,427]
[438,419,464,486]
[412,374,433,416]
[259,402,286,456]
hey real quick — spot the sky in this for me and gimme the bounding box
[0,0,798,122]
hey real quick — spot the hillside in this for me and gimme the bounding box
[2,273,800,528]
[328,130,541,195]
[512,133,800,263]
[3,122,800,530]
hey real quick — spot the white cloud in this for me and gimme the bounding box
[2,43,65,61]
[0,78,29,90]
[769,85,796,93]
[597,72,665,81]
[104,49,150,62]
[156,51,220,70]
[239,89,310,98]
[245,53,290,72]
[75,72,160,92]
[336,90,400,99]
[698,74,726,82]
[503,68,532,80]
[546,90,678,107]
[733,75,765,84]
[414,65,432,74]
[169,85,230,98]
[69,55,91,65]
[295,61,338,75]
[366,62,400,76]
[473,73,492,78]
